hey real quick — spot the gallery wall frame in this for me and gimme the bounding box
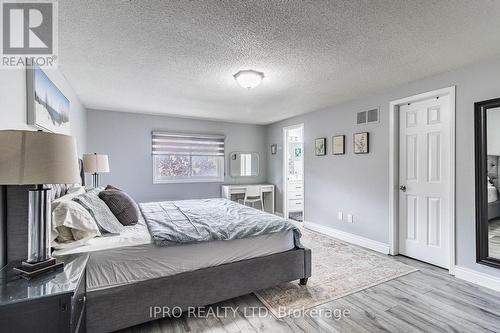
[315,137,326,156]
[332,135,345,155]
[353,132,369,154]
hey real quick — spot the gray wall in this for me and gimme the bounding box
[86,110,267,202]
[0,67,87,266]
[267,57,500,278]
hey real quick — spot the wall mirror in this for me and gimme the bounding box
[229,152,260,177]
[475,97,500,268]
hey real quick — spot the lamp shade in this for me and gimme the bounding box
[0,130,80,185]
[83,154,109,173]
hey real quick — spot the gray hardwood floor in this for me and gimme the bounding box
[116,255,500,333]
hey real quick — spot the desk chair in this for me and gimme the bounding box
[242,185,264,211]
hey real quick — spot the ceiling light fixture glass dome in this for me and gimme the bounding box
[233,69,265,89]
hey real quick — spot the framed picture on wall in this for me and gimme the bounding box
[353,132,369,154]
[271,144,277,155]
[315,138,326,156]
[332,135,345,155]
[27,65,70,134]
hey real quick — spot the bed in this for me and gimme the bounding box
[4,182,311,332]
[488,155,500,220]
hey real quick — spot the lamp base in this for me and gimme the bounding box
[92,172,100,188]
[14,258,64,279]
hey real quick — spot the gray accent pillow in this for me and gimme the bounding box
[73,189,124,234]
[105,185,121,191]
[98,189,139,226]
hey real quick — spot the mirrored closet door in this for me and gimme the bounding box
[475,98,500,268]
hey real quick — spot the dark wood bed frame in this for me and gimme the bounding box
[3,183,311,332]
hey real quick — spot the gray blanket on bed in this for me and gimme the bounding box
[139,198,302,247]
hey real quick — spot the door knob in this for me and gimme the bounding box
[399,185,407,192]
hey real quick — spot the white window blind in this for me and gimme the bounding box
[152,132,225,183]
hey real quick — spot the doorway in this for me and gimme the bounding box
[283,124,304,222]
[389,87,456,272]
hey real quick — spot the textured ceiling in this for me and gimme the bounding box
[59,0,500,124]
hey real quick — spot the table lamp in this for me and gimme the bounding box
[83,153,109,188]
[0,130,80,277]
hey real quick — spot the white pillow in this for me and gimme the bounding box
[51,188,85,242]
[66,185,85,194]
[51,190,101,249]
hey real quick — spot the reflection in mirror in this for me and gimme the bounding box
[487,107,500,259]
[229,152,260,177]
[285,125,304,222]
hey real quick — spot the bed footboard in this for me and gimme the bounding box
[86,247,311,333]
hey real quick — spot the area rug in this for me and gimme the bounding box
[254,228,418,318]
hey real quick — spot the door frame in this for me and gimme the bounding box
[283,123,304,220]
[388,86,456,274]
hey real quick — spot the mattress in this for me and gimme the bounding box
[53,219,295,291]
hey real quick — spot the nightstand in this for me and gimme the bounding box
[0,253,89,333]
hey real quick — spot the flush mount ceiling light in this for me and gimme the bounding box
[233,69,265,89]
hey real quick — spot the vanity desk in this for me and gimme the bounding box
[224,151,275,214]
[221,184,275,214]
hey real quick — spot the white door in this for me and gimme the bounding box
[398,94,451,268]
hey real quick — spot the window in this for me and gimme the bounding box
[152,132,225,183]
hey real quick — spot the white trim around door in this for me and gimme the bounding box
[389,86,456,275]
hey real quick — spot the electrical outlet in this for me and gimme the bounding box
[338,211,343,221]
[347,214,353,223]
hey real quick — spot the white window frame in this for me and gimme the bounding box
[152,132,225,184]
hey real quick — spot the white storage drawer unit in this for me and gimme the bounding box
[288,191,303,200]
[288,199,303,211]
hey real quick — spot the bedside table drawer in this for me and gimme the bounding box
[71,269,86,333]
[0,296,64,332]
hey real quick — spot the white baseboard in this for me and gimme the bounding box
[274,212,283,217]
[454,266,500,292]
[304,221,390,254]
